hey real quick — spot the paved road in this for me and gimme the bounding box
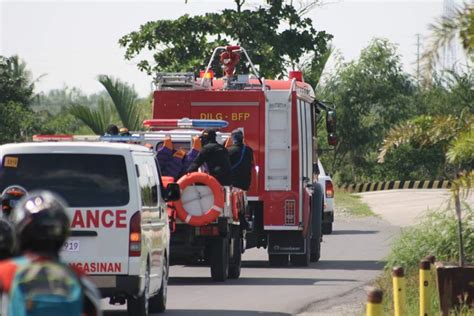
[358,189,474,227]
[103,189,472,315]
[103,216,398,315]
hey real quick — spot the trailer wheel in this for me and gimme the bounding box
[210,237,229,282]
[268,254,288,267]
[290,237,311,266]
[322,222,333,235]
[310,182,323,262]
[228,235,242,279]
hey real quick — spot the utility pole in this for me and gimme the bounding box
[415,33,421,83]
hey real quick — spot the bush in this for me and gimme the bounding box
[385,200,474,272]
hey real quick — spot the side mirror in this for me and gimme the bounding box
[328,133,337,146]
[326,110,336,134]
[164,183,181,202]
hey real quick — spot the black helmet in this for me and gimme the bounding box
[200,128,217,145]
[11,191,70,256]
[0,219,15,260]
[106,124,119,136]
[1,185,27,219]
[231,129,244,144]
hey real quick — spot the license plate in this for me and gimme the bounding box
[63,240,80,252]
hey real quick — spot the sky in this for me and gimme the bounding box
[0,0,448,97]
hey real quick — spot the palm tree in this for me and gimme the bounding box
[69,98,115,135]
[379,112,473,266]
[97,75,143,131]
[69,75,144,134]
[421,3,473,82]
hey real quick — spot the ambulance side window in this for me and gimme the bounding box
[146,157,159,205]
[154,156,167,198]
[136,156,158,208]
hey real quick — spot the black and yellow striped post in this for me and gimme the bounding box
[392,266,406,316]
[366,287,383,316]
[419,259,432,316]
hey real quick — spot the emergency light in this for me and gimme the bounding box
[33,134,74,142]
[100,135,144,142]
[33,135,101,142]
[143,118,228,130]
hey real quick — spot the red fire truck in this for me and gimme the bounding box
[151,45,337,267]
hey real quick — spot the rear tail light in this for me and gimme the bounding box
[284,199,296,225]
[325,180,334,198]
[129,211,141,257]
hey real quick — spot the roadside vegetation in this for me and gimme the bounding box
[0,1,472,189]
[334,190,374,217]
[375,201,473,315]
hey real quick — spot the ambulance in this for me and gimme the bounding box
[150,45,337,266]
[0,141,180,315]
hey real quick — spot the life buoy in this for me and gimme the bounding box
[174,172,225,226]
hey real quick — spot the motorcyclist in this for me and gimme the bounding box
[186,128,232,186]
[1,186,27,219]
[0,191,102,316]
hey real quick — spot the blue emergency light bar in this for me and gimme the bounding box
[191,119,229,128]
[143,118,229,129]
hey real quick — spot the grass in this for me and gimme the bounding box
[334,189,375,217]
[374,201,474,315]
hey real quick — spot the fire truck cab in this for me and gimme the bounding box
[152,46,336,266]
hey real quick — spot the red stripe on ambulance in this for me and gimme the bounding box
[70,262,122,273]
[71,209,127,228]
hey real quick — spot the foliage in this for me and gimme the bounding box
[301,44,334,88]
[69,99,115,135]
[421,3,473,82]
[97,75,143,131]
[334,189,374,217]
[412,71,474,117]
[69,75,145,134]
[119,1,332,78]
[317,38,415,183]
[0,55,35,106]
[0,102,37,143]
[376,268,440,316]
[0,55,38,144]
[32,87,108,115]
[379,113,473,177]
[385,203,474,271]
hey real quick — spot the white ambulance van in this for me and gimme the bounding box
[0,142,180,315]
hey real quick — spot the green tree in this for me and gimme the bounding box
[317,38,415,183]
[421,3,473,82]
[0,55,38,144]
[0,101,36,143]
[0,55,35,106]
[69,99,114,135]
[98,75,143,131]
[119,1,332,78]
[69,75,144,134]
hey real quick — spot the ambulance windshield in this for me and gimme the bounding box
[0,154,129,207]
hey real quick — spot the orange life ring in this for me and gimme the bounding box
[174,172,225,226]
